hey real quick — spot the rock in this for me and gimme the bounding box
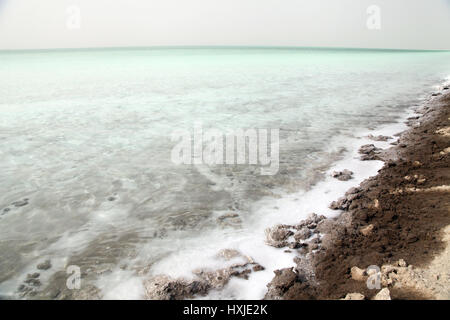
[217,213,239,220]
[217,212,242,227]
[372,288,391,300]
[17,284,37,298]
[307,223,317,230]
[345,193,359,202]
[342,293,365,300]
[296,213,324,228]
[265,225,293,248]
[313,213,326,222]
[359,144,382,161]
[216,249,241,261]
[417,178,426,185]
[351,266,367,281]
[265,268,299,297]
[196,268,241,288]
[144,275,210,300]
[17,284,27,292]
[216,249,254,265]
[359,144,378,154]
[377,261,421,290]
[398,259,407,267]
[413,161,422,167]
[381,265,396,274]
[367,134,392,142]
[367,268,380,276]
[385,160,397,168]
[297,246,309,255]
[360,224,374,236]
[253,264,265,272]
[371,199,380,209]
[145,247,261,299]
[24,278,41,287]
[343,187,362,202]
[309,236,321,244]
[12,199,29,207]
[346,187,361,195]
[37,260,52,270]
[329,197,349,211]
[329,201,339,210]
[348,202,359,210]
[288,242,302,249]
[436,127,450,137]
[294,227,311,241]
[331,169,354,181]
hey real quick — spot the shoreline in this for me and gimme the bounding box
[137,94,427,300]
[2,80,448,300]
[264,88,450,300]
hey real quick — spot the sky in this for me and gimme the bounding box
[0,0,449,50]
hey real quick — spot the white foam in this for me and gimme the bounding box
[95,269,145,300]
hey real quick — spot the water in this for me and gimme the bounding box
[0,47,449,299]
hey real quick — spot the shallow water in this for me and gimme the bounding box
[0,47,449,299]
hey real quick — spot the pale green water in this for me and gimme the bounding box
[0,47,449,299]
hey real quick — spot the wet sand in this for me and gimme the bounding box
[265,90,450,300]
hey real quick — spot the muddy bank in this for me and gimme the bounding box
[265,91,450,300]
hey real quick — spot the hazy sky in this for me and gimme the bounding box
[0,0,449,50]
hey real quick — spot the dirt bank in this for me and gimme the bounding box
[265,90,450,300]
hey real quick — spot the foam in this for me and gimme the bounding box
[95,269,145,300]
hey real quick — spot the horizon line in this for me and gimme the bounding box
[1,45,449,54]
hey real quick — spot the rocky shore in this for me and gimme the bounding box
[265,90,450,300]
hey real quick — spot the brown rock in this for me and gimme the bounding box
[253,264,265,272]
[331,169,354,181]
[351,266,367,281]
[372,288,391,300]
[413,161,422,167]
[359,144,382,161]
[329,197,349,210]
[144,275,209,300]
[367,134,392,142]
[342,293,365,300]
[398,259,407,267]
[265,268,300,299]
[360,224,374,236]
[216,249,241,261]
[37,260,52,270]
[294,227,311,241]
[265,225,293,248]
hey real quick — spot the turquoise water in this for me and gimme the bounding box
[0,47,449,299]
